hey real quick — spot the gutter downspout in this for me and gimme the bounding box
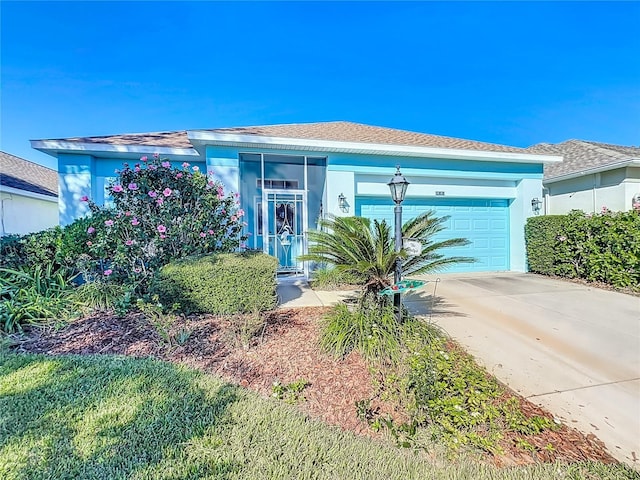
[543,187,550,215]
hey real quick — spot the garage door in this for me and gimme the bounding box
[356,198,510,273]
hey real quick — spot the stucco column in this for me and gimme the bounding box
[58,154,95,226]
[326,169,355,216]
[206,147,239,195]
[511,178,543,272]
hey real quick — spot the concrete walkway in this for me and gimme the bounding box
[277,273,640,466]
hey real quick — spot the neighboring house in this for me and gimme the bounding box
[0,151,59,236]
[528,140,640,214]
[32,121,561,275]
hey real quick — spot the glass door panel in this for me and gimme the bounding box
[262,190,306,274]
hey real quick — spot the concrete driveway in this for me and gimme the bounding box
[405,272,640,466]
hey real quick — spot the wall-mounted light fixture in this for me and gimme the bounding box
[531,197,543,215]
[338,193,348,212]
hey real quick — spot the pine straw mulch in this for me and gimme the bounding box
[9,307,618,467]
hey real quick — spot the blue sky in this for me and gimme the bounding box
[2,1,639,170]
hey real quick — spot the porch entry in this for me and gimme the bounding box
[261,189,307,275]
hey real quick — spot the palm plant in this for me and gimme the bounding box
[300,212,474,302]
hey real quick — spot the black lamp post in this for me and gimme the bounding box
[387,165,410,323]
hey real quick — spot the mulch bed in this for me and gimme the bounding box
[10,307,618,466]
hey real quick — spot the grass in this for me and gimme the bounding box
[1,352,637,480]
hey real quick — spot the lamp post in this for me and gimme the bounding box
[387,165,410,323]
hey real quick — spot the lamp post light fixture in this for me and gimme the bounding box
[387,165,410,323]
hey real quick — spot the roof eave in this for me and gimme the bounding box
[30,140,200,158]
[0,184,58,201]
[544,159,640,184]
[188,131,563,164]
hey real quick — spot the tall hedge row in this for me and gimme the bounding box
[525,210,640,289]
[153,253,278,314]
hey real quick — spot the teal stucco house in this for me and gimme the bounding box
[32,122,562,276]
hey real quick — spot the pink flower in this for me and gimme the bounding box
[153,152,159,159]
[157,224,167,233]
[134,166,141,172]
[231,215,237,222]
[125,239,134,246]
[86,241,93,246]
[87,226,95,234]
[140,156,148,162]
[182,162,190,168]
[208,229,214,235]
[235,192,240,198]
[104,269,113,276]
[128,183,139,190]
[217,194,224,200]
[208,181,215,187]
[199,232,207,238]
[156,198,164,206]
[160,234,167,239]
[124,211,132,216]
[104,219,114,227]
[176,172,183,178]
[148,190,158,198]
[131,218,140,226]
[240,242,247,249]
[162,161,171,168]
[112,185,124,193]
[80,195,89,202]
[192,166,200,172]
[133,267,142,273]
[221,209,226,215]
[237,209,245,217]
[162,188,172,197]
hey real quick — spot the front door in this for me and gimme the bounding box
[261,189,307,275]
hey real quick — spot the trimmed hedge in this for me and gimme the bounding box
[525,210,640,289]
[0,212,110,272]
[153,253,278,314]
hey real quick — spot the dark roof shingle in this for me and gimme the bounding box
[43,121,532,154]
[0,151,58,197]
[528,140,640,180]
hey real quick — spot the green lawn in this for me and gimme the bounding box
[0,352,636,480]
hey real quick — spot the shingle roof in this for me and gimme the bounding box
[0,151,58,197]
[528,140,640,180]
[44,121,531,154]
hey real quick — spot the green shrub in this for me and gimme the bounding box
[153,253,277,314]
[321,301,442,366]
[0,264,79,333]
[524,215,566,275]
[525,210,640,289]
[0,228,63,271]
[71,281,128,312]
[309,266,364,289]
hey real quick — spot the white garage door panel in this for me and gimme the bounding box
[356,198,510,273]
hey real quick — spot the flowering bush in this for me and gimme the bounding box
[82,155,247,286]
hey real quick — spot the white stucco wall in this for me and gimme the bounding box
[546,167,640,214]
[0,190,58,235]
